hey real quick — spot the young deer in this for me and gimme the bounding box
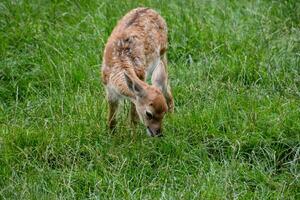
[101,7,174,137]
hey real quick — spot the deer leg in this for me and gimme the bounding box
[130,102,139,124]
[107,90,119,130]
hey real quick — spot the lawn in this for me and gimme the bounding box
[0,0,299,199]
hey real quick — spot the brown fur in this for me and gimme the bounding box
[101,7,174,136]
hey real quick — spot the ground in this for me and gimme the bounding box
[0,0,299,199]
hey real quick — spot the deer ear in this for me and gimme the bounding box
[124,73,133,90]
[124,73,145,98]
[152,62,166,91]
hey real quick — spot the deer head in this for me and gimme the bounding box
[124,73,168,137]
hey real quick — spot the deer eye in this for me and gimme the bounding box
[146,111,153,119]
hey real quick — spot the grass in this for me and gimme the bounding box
[0,0,299,199]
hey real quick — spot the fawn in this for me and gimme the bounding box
[101,7,174,137]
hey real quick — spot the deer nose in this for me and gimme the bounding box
[156,128,163,137]
[157,133,163,137]
[146,126,163,137]
[156,128,161,134]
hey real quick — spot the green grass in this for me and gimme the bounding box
[0,0,299,199]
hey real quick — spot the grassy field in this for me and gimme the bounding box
[0,0,299,199]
